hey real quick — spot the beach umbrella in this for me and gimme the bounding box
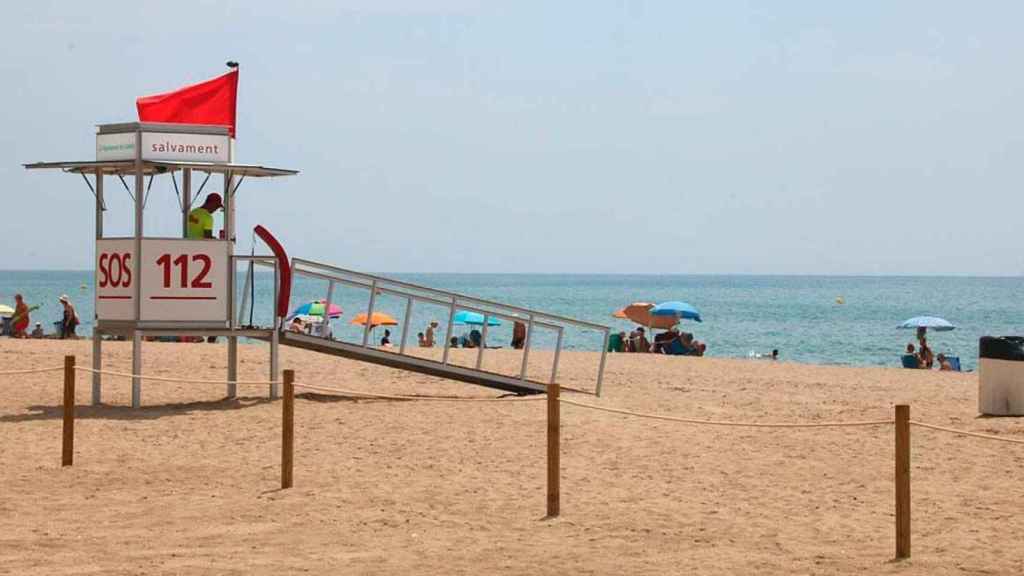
[0,304,13,316]
[289,300,342,319]
[650,301,703,323]
[898,316,955,332]
[621,302,678,330]
[612,307,629,319]
[453,310,501,326]
[349,312,398,328]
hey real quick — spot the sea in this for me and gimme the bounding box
[3,271,1022,371]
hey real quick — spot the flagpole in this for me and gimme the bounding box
[225,60,239,398]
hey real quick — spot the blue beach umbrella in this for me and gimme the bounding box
[453,310,502,327]
[897,316,955,332]
[650,301,702,323]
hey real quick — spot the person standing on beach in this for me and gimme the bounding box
[511,321,526,349]
[918,338,934,369]
[424,321,438,347]
[59,295,79,339]
[11,294,30,338]
[187,193,223,239]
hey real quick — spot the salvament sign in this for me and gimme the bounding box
[96,122,230,163]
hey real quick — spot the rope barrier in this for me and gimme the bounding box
[0,366,65,375]
[77,367,281,386]
[293,381,546,402]
[559,398,894,429]
[910,421,1024,446]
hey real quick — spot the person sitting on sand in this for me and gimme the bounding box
[633,327,651,353]
[30,322,44,338]
[679,331,707,356]
[381,329,392,347]
[903,344,921,368]
[652,327,677,354]
[287,317,305,333]
[450,336,459,348]
[417,332,427,347]
[937,353,953,371]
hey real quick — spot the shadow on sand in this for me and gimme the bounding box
[0,396,274,424]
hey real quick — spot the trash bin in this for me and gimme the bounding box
[978,336,1024,415]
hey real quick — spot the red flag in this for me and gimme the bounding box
[136,70,239,137]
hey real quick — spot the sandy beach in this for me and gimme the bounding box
[2,338,1023,575]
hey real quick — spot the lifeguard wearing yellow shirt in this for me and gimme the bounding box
[187,193,224,239]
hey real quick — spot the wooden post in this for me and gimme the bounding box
[62,355,75,467]
[547,382,560,517]
[281,369,295,489]
[895,404,911,559]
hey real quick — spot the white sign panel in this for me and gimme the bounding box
[96,132,137,161]
[95,239,137,320]
[141,132,229,163]
[139,239,229,322]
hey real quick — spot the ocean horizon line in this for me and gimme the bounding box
[2,269,1023,280]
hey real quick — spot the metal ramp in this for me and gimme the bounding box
[245,258,611,397]
[267,332,548,395]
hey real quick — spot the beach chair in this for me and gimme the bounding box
[607,332,624,352]
[666,339,697,356]
[946,356,962,372]
[900,354,919,369]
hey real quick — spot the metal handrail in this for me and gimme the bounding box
[287,257,611,396]
[231,254,279,329]
[291,258,608,331]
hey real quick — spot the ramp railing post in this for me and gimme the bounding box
[322,281,335,339]
[895,404,911,559]
[270,317,280,399]
[519,315,535,381]
[547,381,560,517]
[62,355,75,467]
[237,259,253,327]
[281,369,295,489]
[550,326,564,384]
[442,299,457,366]
[596,328,610,397]
[399,297,413,355]
[361,280,378,347]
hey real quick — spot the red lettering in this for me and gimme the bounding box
[121,253,132,288]
[99,253,109,288]
[191,254,212,288]
[108,253,122,288]
[157,253,171,288]
[173,254,188,288]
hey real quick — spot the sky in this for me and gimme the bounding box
[2,1,1022,275]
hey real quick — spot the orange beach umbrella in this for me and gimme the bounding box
[616,302,678,330]
[349,312,398,328]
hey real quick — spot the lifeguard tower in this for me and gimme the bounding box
[26,122,297,407]
[25,80,611,408]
